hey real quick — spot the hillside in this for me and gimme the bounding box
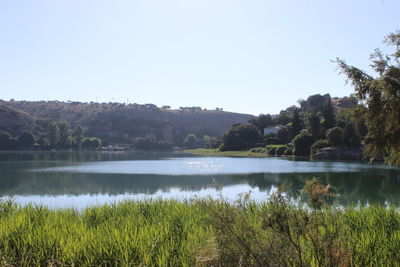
[0,100,253,144]
[0,103,47,136]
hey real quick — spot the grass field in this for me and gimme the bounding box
[1,179,400,266]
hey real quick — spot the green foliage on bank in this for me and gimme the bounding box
[1,179,400,266]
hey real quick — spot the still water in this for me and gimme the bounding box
[1,151,400,209]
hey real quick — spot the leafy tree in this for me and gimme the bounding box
[18,131,35,148]
[311,139,329,154]
[306,113,322,139]
[321,102,335,133]
[275,109,293,125]
[57,120,71,146]
[183,134,200,148]
[48,122,60,147]
[134,137,153,150]
[36,137,48,147]
[220,124,261,151]
[276,126,291,144]
[0,130,12,150]
[342,123,361,147]
[249,114,273,132]
[73,125,84,148]
[336,31,400,165]
[204,136,223,149]
[293,131,314,156]
[81,137,102,150]
[352,106,368,138]
[291,108,302,137]
[326,127,344,147]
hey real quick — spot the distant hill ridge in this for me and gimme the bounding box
[0,100,253,144]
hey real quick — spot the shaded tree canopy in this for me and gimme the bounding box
[220,124,261,151]
[336,31,400,166]
[18,131,35,148]
[249,114,273,132]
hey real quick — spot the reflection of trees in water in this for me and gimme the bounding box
[230,171,400,205]
[0,171,245,196]
[1,152,400,205]
[0,151,189,162]
[2,170,400,206]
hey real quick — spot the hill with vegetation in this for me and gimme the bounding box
[0,100,253,149]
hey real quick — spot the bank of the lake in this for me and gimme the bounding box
[1,196,400,266]
[185,148,269,157]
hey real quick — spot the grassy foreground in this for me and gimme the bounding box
[1,181,400,266]
[185,148,268,157]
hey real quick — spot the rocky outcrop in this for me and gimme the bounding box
[313,147,362,160]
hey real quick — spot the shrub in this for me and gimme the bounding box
[249,147,267,154]
[293,132,314,156]
[265,145,277,155]
[284,147,293,156]
[81,137,102,149]
[265,145,289,156]
[18,131,35,148]
[184,134,201,149]
[326,127,344,146]
[311,139,329,154]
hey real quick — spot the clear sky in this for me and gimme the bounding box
[0,0,398,115]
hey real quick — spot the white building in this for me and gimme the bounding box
[263,126,282,136]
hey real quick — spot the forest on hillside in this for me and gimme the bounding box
[0,101,252,150]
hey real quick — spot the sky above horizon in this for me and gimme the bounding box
[0,0,398,115]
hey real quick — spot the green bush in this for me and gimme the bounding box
[326,127,344,146]
[284,146,293,155]
[265,145,277,155]
[265,145,289,156]
[293,131,314,156]
[275,145,288,156]
[311,139,330,154]
[249,147,267,154]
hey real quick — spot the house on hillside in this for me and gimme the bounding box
[263,126,282,136]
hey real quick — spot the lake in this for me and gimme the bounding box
[1,151,400,209]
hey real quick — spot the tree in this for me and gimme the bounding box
[306,113,321,139]
[73,125,84,149]
[326,127,344,147]
[183,134,200,148]
[276,126,291,144]
[48,122,60,147]
[18,131,35,148]
[57,120,70,147]
[293,131,314,156]
[249,114,273,132]
[81,137,102,150]
[321,102,335,133]
[291,108,302,137]
[336,31,400,165]
[134,137,153,150]
[220,124,261,151]
[342,123,361,147]
[0,130,12,150]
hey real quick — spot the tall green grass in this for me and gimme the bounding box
[1,181,400,266]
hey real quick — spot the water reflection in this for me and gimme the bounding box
[0,151,400,208]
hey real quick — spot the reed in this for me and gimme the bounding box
[1,184,400,266]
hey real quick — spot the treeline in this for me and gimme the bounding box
[0,120,103,151]
[208,93,364,159]
[0,100,252,147]
[211,31,400,166]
